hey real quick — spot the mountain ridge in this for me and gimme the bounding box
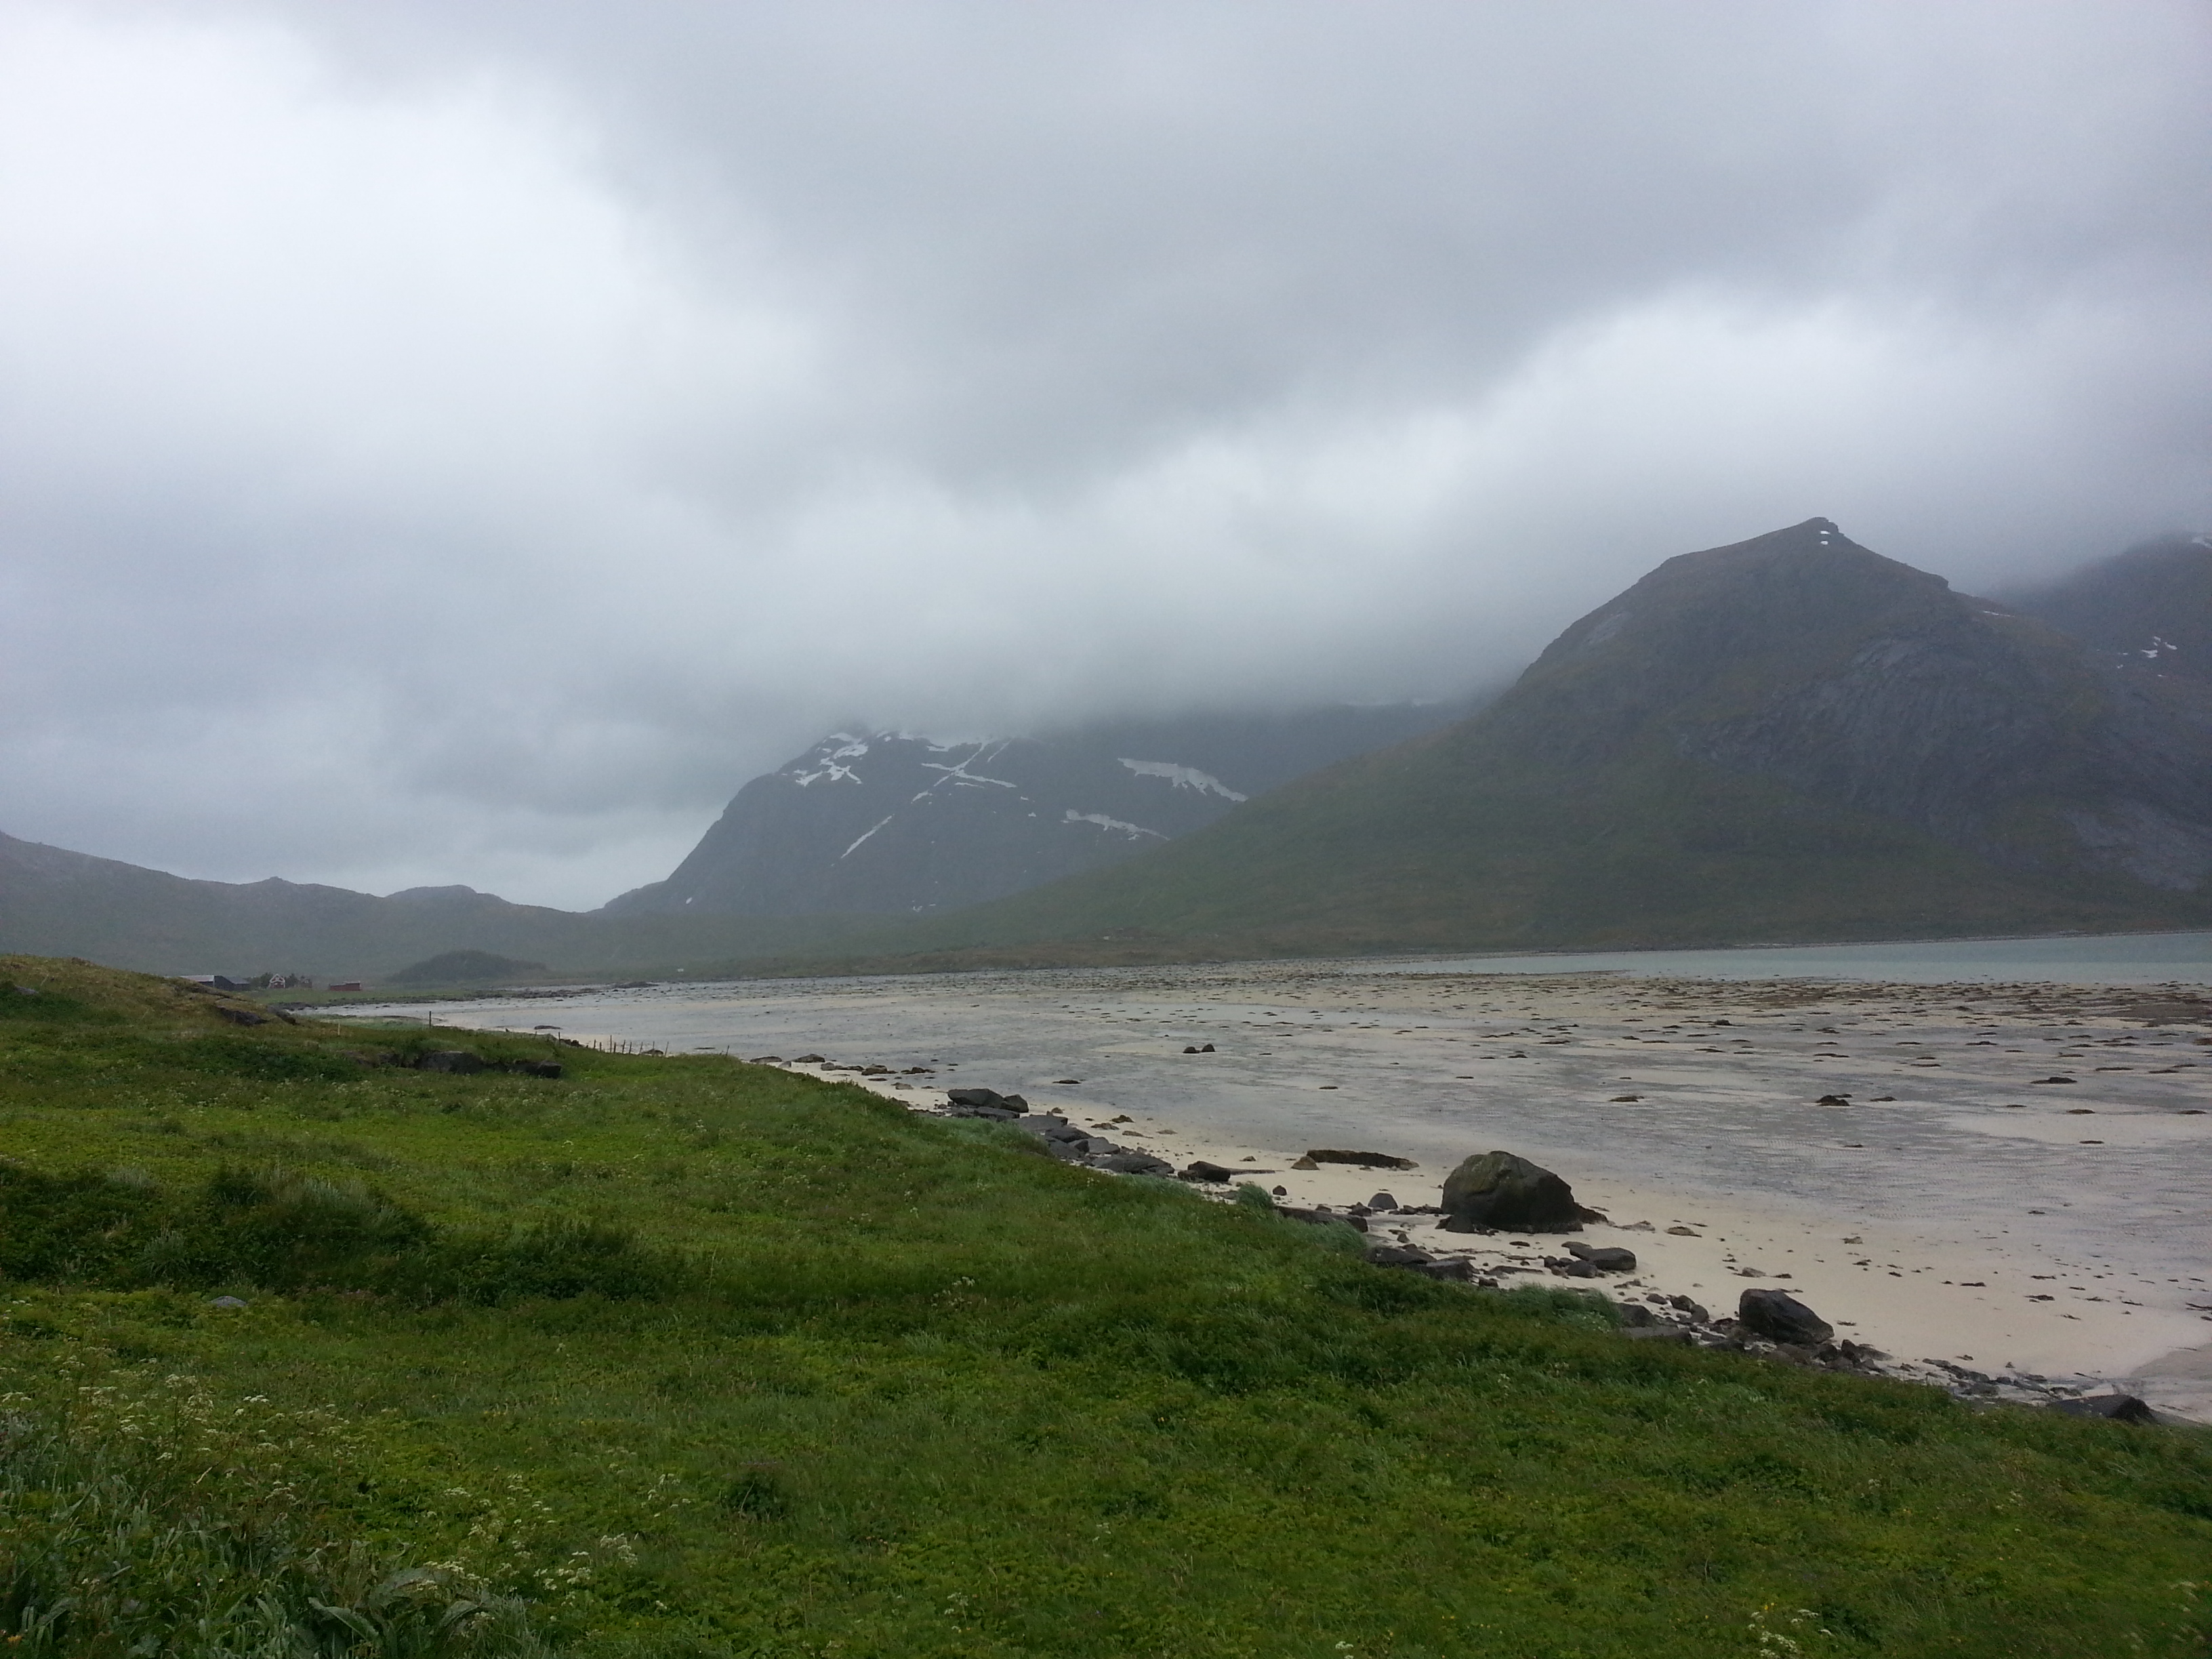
[602,702,1466,918]
[7,519,2209,979]
[845,519,2212,962]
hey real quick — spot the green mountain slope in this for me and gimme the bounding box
[884,520,2212,961]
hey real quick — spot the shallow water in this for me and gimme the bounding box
[1382,929,2212,985]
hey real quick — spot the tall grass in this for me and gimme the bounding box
[0,1163,679,1305]
[0,1359,548,1656]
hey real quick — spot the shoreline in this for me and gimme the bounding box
[790,1059,2212,1419]
[407,958,2212,1420]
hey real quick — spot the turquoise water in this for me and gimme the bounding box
[1382,930,2212,985]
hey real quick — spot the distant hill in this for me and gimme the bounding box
[882,520,2212,961]
[0,831,888,980]
[386,949,550,986]
[601,703,1465,917]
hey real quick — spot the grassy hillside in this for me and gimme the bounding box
[2,956,2209,1656]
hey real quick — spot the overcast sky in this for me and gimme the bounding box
[3,0,2207,909]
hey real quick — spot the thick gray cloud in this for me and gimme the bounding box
[1,0,2207,906]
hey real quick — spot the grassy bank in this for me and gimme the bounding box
[1,956,2207,1657]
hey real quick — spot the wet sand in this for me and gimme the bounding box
[394,960,2212,1416]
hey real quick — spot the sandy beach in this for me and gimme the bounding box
[403,956,2212,1418]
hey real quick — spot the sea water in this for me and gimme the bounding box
[1379,930,2212,985]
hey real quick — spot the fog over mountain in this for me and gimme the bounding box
[2,0,2207,908]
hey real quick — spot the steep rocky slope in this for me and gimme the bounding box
[2009,531,2212,688]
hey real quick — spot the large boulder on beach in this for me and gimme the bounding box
[1737,1288,1834,1347]
[1439,1151,1584,1232]
[946,1086,1026,1114]
[1565,1241,1637,1273]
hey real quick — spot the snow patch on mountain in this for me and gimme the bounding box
[1065,810,1165,840]
[789,735,873,787]
[840,814,896,860]
[922,743,1020,790]
[1119,759,1248,800]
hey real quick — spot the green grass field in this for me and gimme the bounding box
[2,956,2208,1657]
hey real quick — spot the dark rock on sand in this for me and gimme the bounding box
[1565,1242,1637,1272]
[1305,1149,1417,1170]
[2049,1392,2156,1425]
[1179,1160,1237,1183]
[1737,1288,1835,1347]
[1439,1150,1587,1233]
[1366,1192,1401,1210]
[947,1086,1027,1113]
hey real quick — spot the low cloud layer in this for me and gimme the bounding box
[3,0,2207,907]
